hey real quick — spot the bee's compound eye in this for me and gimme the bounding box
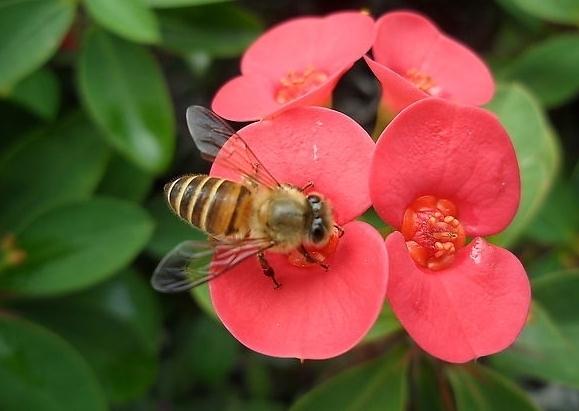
[307,194,321,204]
[311,223,326,243]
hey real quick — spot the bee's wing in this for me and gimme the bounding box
[186,106,280,189]
[151,238,275,293]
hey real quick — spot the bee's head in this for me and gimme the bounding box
[305,194,333,246]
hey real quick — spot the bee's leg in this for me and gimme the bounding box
[298,245,329,271]
[257,252,281,289]
[300,181,314,192]
[334,224,345,238]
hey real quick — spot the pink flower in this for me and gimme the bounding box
[208,107,388,359]
[370,98,530,363]
[212,11,375,122]
[365,11,494,116]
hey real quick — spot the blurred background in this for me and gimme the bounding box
[0,0,578,410]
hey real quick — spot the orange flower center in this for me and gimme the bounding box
[406,68,438,94]
[288,227,340,268]
[275,67,328,104]
[402,195,465,271]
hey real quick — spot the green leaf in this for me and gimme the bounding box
[486,83,560,247]
[7,67,60,120]
[157,317,239,399]
[359,208,392,238]
[146,195,205,259]
[148,0,229,8]
[0,316,106,411]
[525,179,579,249]
[290,346,409,411]
[447,364,539,411]
[0,198,154,296]
[191,283,217,319]
[526,248,576,279]
[0,0,75,92]
[97,154,154,202]
[159,3,262,57]
[501,34,579,107]
[78,28,175,174]
[83,0,160,44]
[505,0,579,26]
[411,356,446,411]
[491,270,579,388]
[493,0,545,29]
[12,271,160,403]
[178,316,238,385]
[362,305,401,344]
[0,113,110,233]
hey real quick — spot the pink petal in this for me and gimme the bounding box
[241,11,374,78]
[210,221,389,359]
[370,98,520,236]
[373,11,440,75]
[364,56,427,115]
[212,11,374,121]
[212,74,279,122]
[372,11,494,107]
[386,232,530,363]
[211,106,375,224]
[212,70,341,122]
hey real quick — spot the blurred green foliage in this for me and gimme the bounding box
[0,0,578,410]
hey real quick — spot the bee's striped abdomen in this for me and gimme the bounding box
[164,175,253,238]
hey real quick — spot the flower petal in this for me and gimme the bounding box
[370,98,520,236]
[364,56,427,114]
[212,11,374,121]
[210,221,389,359]
[211,106,374,224]
[372,11,494,107]
[241,11,374,78]
[212,70,341,122]
[373,11,440,75]
[385,232,530,363]
[212,74,279,122]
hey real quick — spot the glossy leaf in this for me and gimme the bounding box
[525,179,579,248]
[146,195,205,259]
[97,154,154,202]
[362,305,401,344]
[0,0,75,92]
[156,317,239,400]
[412,356,446,411]
[13,271,160,403]
[177,317,238,386]
[486,83,560,247]
[527,249,576,279]
[0,113,109,233]
[491,270,579,388]
[359,208,392,238]
[0,198,154,296]
[159,3,262,57]
[0,316,106,411]
[290,346,409,411]
[506,0,579,25]
[148,0,228,7]
[447,364,539,411]
[78,28,175,174]
[493,0,544,29]
[502,34,579,107]
[8,67,60,120]
[84,0,160,44]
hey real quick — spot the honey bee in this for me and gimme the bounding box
[151,106,339,293]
